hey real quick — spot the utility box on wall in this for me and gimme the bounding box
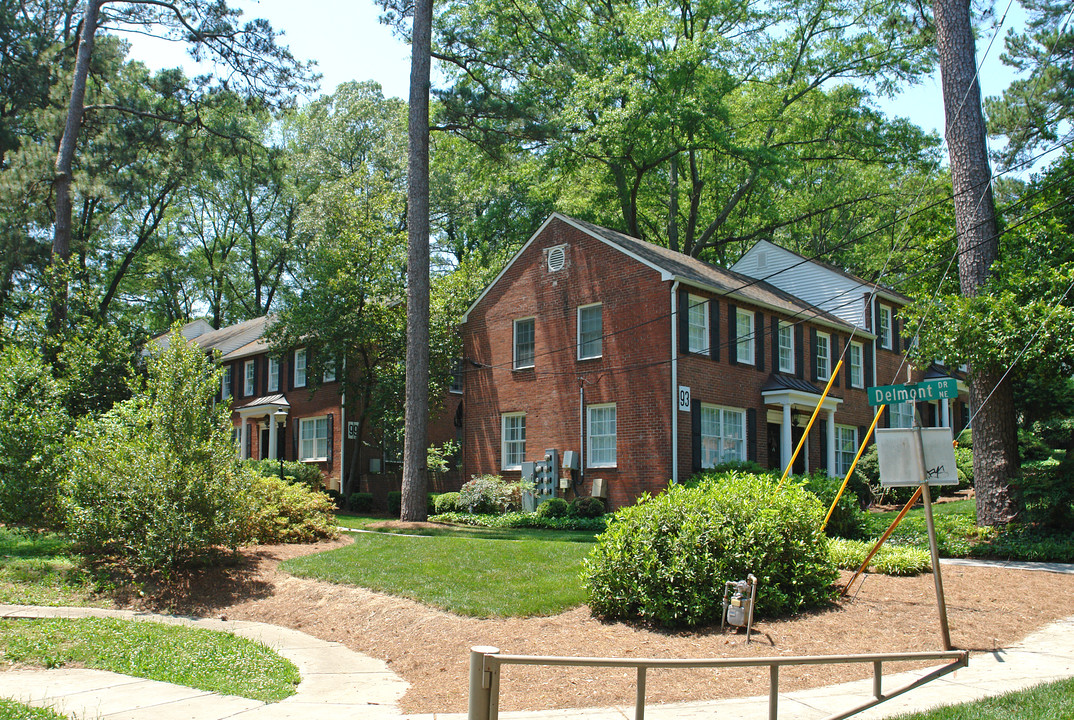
[591,477,607,499]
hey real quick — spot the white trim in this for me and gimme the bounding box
[513,317,536,369]
[670,281,680,484]
[687,294,708,353]
[735,309,754,365]
[849,341,864,388]
[699,403,747,467]
[298,415,329,462]
[501,412,526,470]
[243,359,256,396]
[577,303,603,360]
[879,304,893,350]
[778,321,795,373]
[294,347,307,388]
[221,365,232,399]
[586,403,617,468]
[267,356,280,392]
[816,331,831,381]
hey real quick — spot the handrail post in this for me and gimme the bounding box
[873,660,883,699]
[635,666,647,720]
[769,664,779,720]
[468,645,499,720]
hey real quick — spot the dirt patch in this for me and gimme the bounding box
[125,537,1074,714]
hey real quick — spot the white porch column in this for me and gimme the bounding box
[239,417,249,460]
[781,404,793,472]
[940,399,951,428]
[826,409,837,477]
[267,414,278,460]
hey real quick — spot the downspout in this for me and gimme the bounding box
[579,380,585,489]
[339,356,346,495]
[671,280,680,484]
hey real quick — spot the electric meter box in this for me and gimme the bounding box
[561,450,579,470]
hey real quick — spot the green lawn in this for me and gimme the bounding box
[284,526,595,616]
[0,617,299,702]
[0,699,66,720]
[0,527,101,607]
[890,677,1074,719]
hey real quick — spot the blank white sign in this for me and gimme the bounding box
[876,427,959,487]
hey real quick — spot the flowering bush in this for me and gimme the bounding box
[458,474,527,514]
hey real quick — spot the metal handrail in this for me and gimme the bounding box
[468,647,968,720]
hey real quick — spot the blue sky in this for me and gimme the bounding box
[122,0,1040,173]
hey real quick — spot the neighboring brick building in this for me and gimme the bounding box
[458,214,967,509]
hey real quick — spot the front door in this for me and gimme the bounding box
[260,427,269,460]
[767,422,806,475]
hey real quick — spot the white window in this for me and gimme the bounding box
[578,304,602,360]
[835,425,858,476]
[244,359,255,396]
[778,322,794,373]
[513,318,535,369]
[501,413,526,470]
[849,341,864,388]
[294,348,307,387]
[688,294,708,353]
[736,309,754,364]
[701,404,746,467]
[816,332,830,381]
[587,404,617,467]
[449,359,463,394]
[267,357,280,392]
[888,402,914,428]
[879,304,893,349]
[221,366,232,399]
[298,416,329,461]
[323,358,337,383]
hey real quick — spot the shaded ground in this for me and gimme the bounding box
[125,537,1074,714]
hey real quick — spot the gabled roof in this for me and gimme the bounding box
[462,213,855,333]
[188,316,275,358]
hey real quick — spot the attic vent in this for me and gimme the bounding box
[547,245,566,272]
[755,250,768,270]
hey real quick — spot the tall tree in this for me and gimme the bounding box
[933,0,1019,525]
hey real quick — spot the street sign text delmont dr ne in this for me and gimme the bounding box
[867,377,959,406]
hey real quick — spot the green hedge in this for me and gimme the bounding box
[430,511,607,532]
[583,471,838,626]
[828,538,931,575]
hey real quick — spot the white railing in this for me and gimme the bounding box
[467,646,968,720]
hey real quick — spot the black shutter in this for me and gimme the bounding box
[231,362,239,398]
[858,425,868,449]
[819,420,828,471]
[246,425,253,458]
[709,299,720,361]
[755,315,765,371]
[893,310,902,351]
[728,304,738,365]
[261,356,268,395]
[771,318,780,371]
[327,413,334,464]
[293,417,300,459]
[831,334,840,388]
[795,325,805,379]
[678,290,689,354]
[691,399,702,473]
[874,300,883,350]
[809,328,818,382]
[747,408,757,462]
[864,342,874,387]
[286,353,293,391]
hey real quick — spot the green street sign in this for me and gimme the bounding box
[867,377,959,406]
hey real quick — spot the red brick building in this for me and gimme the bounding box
[458,214,967,509]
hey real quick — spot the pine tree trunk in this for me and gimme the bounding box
[933,0,1019,525]
[400,0,433,522]
[51,0,102,333]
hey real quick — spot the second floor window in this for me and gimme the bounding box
[688,295,708,353]
[323,358,337,383]
[736,309,754,364]
[514,318,535,369]
[849,341,863,388]
[816,332,830,381]
[879,304,893,349]
[267,357,280,392]
[294,348,307,387]
[244,359,255,396]
[578,304,602,359]
[221,366,232,399]
[778,322,794,373]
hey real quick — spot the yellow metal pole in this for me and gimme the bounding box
[778,358,844,489]
[820,404,885,532]
[841,485,923,597]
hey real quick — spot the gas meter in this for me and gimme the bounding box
[721,574,758,642]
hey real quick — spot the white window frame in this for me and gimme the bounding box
[294,348,307,387]
[577,303,602,360]
[835,425,858,476]
[243,359,255,396]
[501,412,526,470]
[888,402,914,429]
[778,321,794,374]
[700,404,746,468]
[323,358,337,383]
[449,359,463,394]
[849,341,864,388]
[879,304,893,349]
[816,332,830,381]
[267,357,280,392]
[587,403,617,468]
[687,294,708,353]
[736,309,754,364]
[221,366,232,399]
[513,317,535,369]
[298,416,329,462]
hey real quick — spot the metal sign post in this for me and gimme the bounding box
[915,426,952,651]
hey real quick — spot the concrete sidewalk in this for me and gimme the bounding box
[2,598,1074,719]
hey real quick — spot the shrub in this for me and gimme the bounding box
[0,346,70,528]
[431,510,607,532]
[799,472,866,539]
[325,489,345,511]
[458,474,524,514]
[427,492,439,515]
[1015,461,1074,531]
[62,325,248,572]
[583,471,838,626]
[536,497,569,518]
[434,492,460,514]
[828,538,930,575]
[569,496,605,518]
[387,491,402,517]
[954,445,974,489]
[245,459,324,490]
[347,492,375,513]
[239,471,337,543]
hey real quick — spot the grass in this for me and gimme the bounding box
[890,677,1074,719]
[0,617,299,703]
[284,526,595,616]
[0,527,100,606]
[0,699,67,720]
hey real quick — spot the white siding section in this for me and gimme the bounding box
[732,241,870,329]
